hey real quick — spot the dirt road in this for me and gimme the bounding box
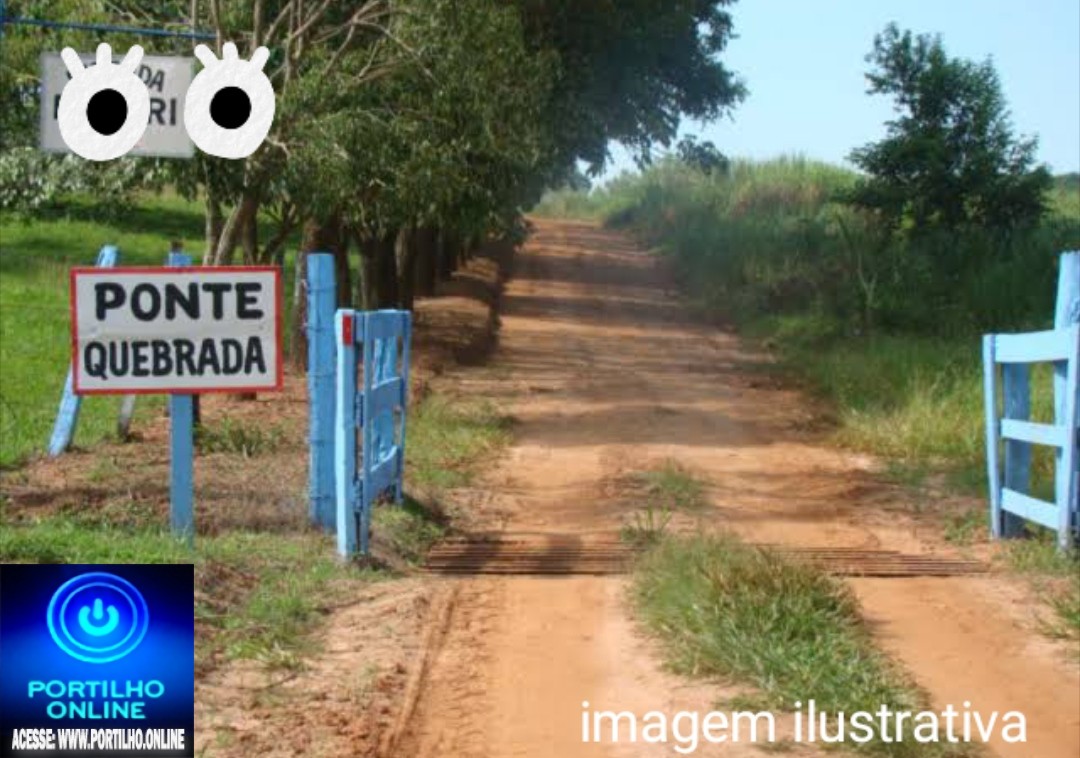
[390,219,1079,757]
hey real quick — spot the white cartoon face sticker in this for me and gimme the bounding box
[184,43,275,159]
[57,43,151,161]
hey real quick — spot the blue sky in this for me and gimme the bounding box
[602,0,1080,181]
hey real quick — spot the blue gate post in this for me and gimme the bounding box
[48,245,119,456]
[396,314,413,504]
[1054,252,1080,546]
[307,253,337,530]
[983,335,1003,537]
[168,252,195,545]
[1001,364,1031,538]
[334,310,360,556]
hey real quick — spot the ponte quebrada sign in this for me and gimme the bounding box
[71,267,282,394]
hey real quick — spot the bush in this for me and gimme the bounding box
[599,157,1078,338]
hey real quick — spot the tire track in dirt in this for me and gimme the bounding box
[391,219,1078,758]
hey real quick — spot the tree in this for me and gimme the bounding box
[515,0,745,173]
[676,134,728,176]
[848,24,1051,233]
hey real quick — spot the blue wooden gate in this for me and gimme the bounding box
[334,309,412,556]
[983,252,1079,550]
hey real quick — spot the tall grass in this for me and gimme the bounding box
[634,534,968,757]
[587,157,1079,638]
[587,157,1077,486]
[0,194,301,467]
[598,158,1077,337]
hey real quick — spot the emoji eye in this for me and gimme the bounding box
[57,44,150,161]
[185,43,275,159]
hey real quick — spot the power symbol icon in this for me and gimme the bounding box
[47,572,149,663]
[78,598,120,636]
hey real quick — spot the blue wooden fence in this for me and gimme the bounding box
[983,251,1080,550]
[333,309,412,557]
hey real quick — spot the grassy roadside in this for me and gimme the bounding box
[0,521,358,674]
[0,195,201,468]
[0,194,302,468]
[749,319,1080,644]
[372,396,511,563]
[1,190,512,674]
[0,389,510,674]
[633,533,971,757]
[568,158,1079,643]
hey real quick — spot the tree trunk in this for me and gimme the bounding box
[203,194,223,265]
[415,225,438,297]
[241,198,258,264]
[290,249,308,370]
[439,228,458,280]
[395,225,418,311]
[377,232,399,308]
[211,193,258,266]
[290,216,344,369]
[333,229,352,308]
[355,230,399,309]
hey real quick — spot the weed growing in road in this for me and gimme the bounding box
[1001,533,1080,643]
[633,533,970,757]
[621,505,673,546]
[942,508,985,546]
[635,459,708,511]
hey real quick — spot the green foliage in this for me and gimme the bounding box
[1,1,748,310]
[620,505,672,547]
[0,196,201,467]
[0,516,366,670]
[407,396,511,490]
[848,24,1052,233]
[196,419,283,458]
[515,0,746,170]
[635,459,708,511]
[600,157,1077,336]
[371,497,446,565]
[0,149,170,217]
[634,534,962,756]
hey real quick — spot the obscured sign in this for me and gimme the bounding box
[71,267,282,394]
[40,52,194,158]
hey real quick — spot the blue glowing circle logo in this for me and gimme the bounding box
[47,572,149,664]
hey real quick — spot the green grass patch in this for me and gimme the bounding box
[0,195,201,468]
[620,504,674,547]
[635,459,708,511]
[407,395,511,490]
[0,516,372,672]
[633,533,967,757]
[998,532,1080,643]
[0,193,302,469]
[196,418,285,458]
[621,461,708,546]
[371,495,446,565]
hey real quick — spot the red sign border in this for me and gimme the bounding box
[70,265,284,396]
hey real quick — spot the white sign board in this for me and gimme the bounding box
[71,267,282,394]
[40,52,195,158]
